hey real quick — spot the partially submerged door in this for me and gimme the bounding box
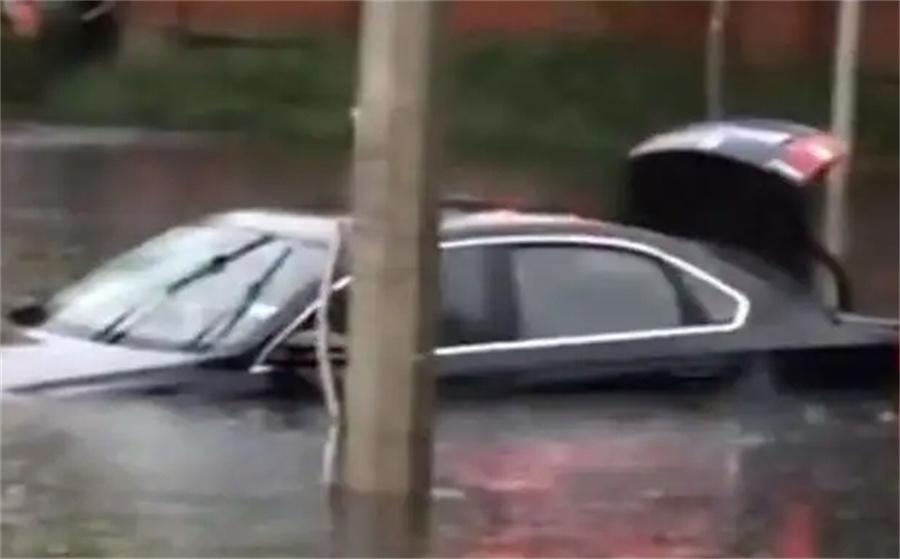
[624,119,849,307]
[436,235,750,387]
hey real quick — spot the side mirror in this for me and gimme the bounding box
[6,298,47,327]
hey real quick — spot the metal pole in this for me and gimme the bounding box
[825,0,861,259]
[343,0,440,497]
[705,0,729,120]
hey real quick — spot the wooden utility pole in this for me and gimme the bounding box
[705,0,729,120]
[825,0,861,259]
[343,0,441,500]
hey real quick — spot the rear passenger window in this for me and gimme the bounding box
[511,246,682,339]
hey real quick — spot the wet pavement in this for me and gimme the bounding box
[1,124,898,557]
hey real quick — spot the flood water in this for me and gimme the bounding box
[1,123,898,557]
[3,392,898,557]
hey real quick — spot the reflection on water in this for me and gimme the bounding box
[0,125,605,315]
[2,392,897,557]
[1,127,350,310]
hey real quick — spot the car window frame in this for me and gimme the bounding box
[252,233,750,370]
[251,243,512,372]
[435,235,750,357]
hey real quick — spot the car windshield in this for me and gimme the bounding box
[41,224,328,352]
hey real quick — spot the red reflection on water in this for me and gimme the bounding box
[441,435,739,557]
[439,433,825,558]
[773,491,821,558]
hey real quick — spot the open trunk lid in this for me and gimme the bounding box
[624,119,850,307]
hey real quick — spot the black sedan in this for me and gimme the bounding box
[2,120,896,399]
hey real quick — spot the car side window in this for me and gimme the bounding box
[511,245,684,339]
[439,246,505,346]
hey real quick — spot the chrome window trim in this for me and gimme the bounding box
[434,234,750,357]
[254,234,750,369]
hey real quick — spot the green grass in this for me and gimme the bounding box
[38,36,358,147]
[449,39,705,170]
[5,35,897,179]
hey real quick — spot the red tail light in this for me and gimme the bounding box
[783,134,846,183]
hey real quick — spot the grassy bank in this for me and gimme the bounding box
[4,35,897,182]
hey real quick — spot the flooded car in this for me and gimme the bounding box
[2,120,897,399]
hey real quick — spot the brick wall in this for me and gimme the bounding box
[121,0,898,71]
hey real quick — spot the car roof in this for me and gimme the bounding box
[203,207,795,299]
[205,207,710,257]
[207,207,611,238]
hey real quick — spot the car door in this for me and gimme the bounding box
[254,242,509,393]
[436,235,750,387]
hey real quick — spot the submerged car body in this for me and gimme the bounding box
[3,207,895,399]
[2,119,897,399]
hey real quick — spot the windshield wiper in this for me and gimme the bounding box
[184,245,293,351]
[93,234,275,344]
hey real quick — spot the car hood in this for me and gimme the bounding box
[1,329,204,393]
